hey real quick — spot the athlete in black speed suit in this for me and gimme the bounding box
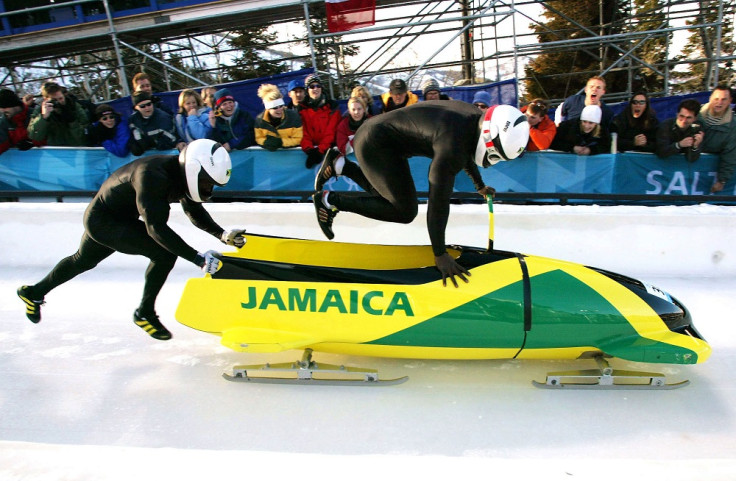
[313,101,496,287]
[17,139,245,340]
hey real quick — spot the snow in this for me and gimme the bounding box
[1,201,736,480]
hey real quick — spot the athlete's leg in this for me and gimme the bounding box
[330,125,418,224]
[18,232,113,323]
[88,218,176,340]
[32,232,115,297]
[89,219,177,316]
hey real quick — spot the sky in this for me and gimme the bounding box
[1,201,735,480]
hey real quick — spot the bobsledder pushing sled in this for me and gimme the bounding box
[175,196,711,389]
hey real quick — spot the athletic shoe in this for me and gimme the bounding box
[313,191,338,240]
[314,147,341,191]
[17,285,44,324]
[133,309,172,341]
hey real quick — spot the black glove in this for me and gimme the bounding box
[16,139,34,151]
[305,148,322,168]
[128,137,146,156]
[262,135,283,151]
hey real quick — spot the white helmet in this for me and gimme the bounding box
[476,104,530,167]
[179,139,232,202]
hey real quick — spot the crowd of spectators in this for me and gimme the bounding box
[1,72,734,192]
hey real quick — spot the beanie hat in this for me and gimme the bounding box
[472,91,492,107]
[287,79,305,92]
[421,78,440,97]
[94,104,116,120]
[213,88,235,107]
[0,89,24,109]
[304,73,322,88]
[389,79,408,94]
[132,90,152,106]
[580,104,602,124]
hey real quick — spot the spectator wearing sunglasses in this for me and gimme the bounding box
[299,72,341,168]
[128,91,182,156]
[254,83,303,151]
[131,72,174,116]
[471,91,492,111]
[611,92,659,152]
[86,104,130,157]
[520,99,556,151]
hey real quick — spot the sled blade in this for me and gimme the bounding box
[532,368,690,390]
[222,349,408,386]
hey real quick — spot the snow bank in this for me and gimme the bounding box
[2,202,734,277]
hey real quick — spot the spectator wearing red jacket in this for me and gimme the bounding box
[300,73,341,168]
[521,99,556,151]
[0,88,42,154]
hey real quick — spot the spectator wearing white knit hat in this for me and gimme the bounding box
[254,83,303,151]
[550,104,611,155]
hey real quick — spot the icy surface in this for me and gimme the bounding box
[1,202,735,480]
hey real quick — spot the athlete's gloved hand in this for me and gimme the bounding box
[435,253,470,288]
[221,228,247,248]
[196,250,222,275]
[477,185,496,198]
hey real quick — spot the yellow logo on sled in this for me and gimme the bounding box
[241,286,414,316]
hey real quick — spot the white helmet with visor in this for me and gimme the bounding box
[179,139,232,202]
[475,104,530,167]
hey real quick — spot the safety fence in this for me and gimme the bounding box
[1,146,734,205]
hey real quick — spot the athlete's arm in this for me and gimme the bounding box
[427,151,471,287]
[180,197,225,238]
[462,157,486,191]
[135,175,200,263]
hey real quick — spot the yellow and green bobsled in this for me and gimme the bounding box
[176,199,710,365]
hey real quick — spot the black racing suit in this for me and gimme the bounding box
[330,100,486,257]
[33,155,224,315]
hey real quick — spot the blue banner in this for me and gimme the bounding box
[0,146,731,197]
[614,152,722,196]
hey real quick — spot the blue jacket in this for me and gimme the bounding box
[128,108,180,156]
[87,118,131,157]
[208,104,256,150]
[175,107,213,143]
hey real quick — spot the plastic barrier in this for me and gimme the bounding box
[1,146,732,199]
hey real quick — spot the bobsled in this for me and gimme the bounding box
[176,198,711,388]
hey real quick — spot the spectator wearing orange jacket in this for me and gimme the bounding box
[521,99,556,151]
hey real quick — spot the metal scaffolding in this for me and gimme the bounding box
[0,0,733,102]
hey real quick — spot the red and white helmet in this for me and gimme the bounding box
[179,139,232,202]
[476,104,530,167]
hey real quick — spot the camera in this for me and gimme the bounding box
[687,123,701,137]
